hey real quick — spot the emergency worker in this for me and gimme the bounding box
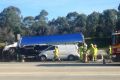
[53,46,60,61]
[108,45,112,62]
[83,43,87,53]
[93,44,98,61]
[89,44,94,61]
[79,45,84,62]
[78,43,84,62]
[83,42,88,62]
[108,46,112,55]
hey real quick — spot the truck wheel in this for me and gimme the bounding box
[21,55,25,62]
[68,55,75,61]
[40,55,47,61]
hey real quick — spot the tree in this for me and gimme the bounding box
[86,12,101,37]
[35,10,48,22]
[30,10,49,35]
[74,14,87,34]
[0,6,22,42]
[116,4,120,30]
[66,12,79,32]
[54,17,69,34]
[102,9,117,37]
[48,19,59,35]
[66,12,79,22]
[118,4,120,11]
[23,16,35,28]
[116,14,120,30]
[31,21,48,35]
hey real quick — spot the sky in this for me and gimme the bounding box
[0,0,119,20]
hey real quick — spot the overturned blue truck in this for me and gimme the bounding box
[3,33,84,61]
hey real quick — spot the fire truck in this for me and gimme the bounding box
[112,31,120,61]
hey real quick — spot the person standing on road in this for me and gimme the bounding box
[79,44,84,62]
[89,43,94,61]
[108,45,112,62]
[93,44,98,61]
[83,43,87,53]
[83,42,88,63]
[53,46,60,61]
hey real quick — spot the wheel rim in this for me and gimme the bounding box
[69,56,74,61]
[41,56,46,61]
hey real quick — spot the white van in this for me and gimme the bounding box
[38,44,80,61]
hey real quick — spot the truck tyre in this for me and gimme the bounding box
[40,55,47,61]
[18,55,25,62]
[68,55,75,61]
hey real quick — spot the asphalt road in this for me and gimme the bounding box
[0,62,120,80]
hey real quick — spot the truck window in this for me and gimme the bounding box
[24,46,34,49]
[35,45,49,51]
[47,46,55,50]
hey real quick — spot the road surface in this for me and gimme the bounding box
[0,62,120,80]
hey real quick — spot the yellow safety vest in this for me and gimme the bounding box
[93,47,98,56]
[54,47,59,57]
[109,46,112,55]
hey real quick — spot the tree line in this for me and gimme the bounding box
[0,4,120,43]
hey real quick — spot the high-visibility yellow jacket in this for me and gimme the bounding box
[54,47,59,57]
[79,46,83,53]
[109,46,112,55]
[89,44,94,55]
[79,46,84,60]
[93,47,98,56]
